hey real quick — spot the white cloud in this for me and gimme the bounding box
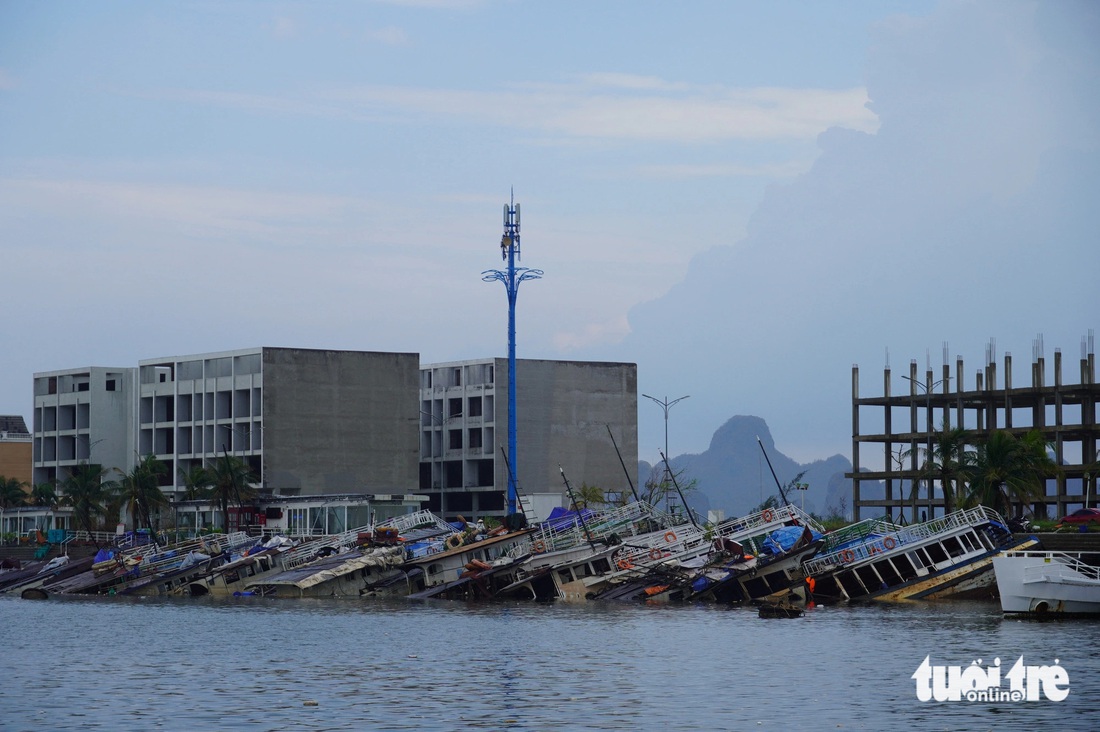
[0,68,15,90]
[322,81,876,144]
[129,76,874,146]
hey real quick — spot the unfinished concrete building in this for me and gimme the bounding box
[850,334,1099,522]
[419,358,638,522]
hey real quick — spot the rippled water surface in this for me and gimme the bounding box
[2,594,1096,731]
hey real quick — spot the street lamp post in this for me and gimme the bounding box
[901,373,950,522]
[642,393,689,513]
[482,194,542,516]
[792,481,809,512]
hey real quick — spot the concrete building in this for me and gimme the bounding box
[1,415,33,487]
[419,358,638,522]
[32,367,137,488]
[30,349,638,528]
[850,337,1099,522]
[136,347,421,498]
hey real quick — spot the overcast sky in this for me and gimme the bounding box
[2,0,1096,467]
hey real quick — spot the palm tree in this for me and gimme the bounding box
[115,454,169,535]
[902,422,975,518]
[30,482,59,509]
[178,465,212,501]
[62,463,115,538]
[0,476,29,508]
[571,482,607,510]
[207,453,257,533]
[965,430,1058,517]
[928,424,975,515]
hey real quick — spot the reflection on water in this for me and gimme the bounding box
[2,595,1096,731]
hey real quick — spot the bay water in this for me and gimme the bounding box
[2,594,1095,731]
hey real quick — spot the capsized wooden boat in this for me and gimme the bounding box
[803,506,1035,603]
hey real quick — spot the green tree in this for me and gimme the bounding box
[115,454,169,535]
[0,476,29,508]
[207,453,257,533]
[964,430,1058,517]
[178,465,212,501]
[570,482,607,510]
[30,482,59,509]
[905,422,975,516]
[62,463,115,536]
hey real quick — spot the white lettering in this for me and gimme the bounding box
[914,656,1069,703]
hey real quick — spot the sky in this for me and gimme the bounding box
[1,0,1097,468]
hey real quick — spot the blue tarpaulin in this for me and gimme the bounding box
[762,526,822,555]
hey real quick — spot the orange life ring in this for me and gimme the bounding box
[839,549,855,563]
[533,540,546,553]
[883,536,897,550]
[761,508,775,522]
[649,547,664,561]
[617,558,634,571]
[664,531,677,544]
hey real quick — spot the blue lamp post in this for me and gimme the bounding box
[482,194,543,516]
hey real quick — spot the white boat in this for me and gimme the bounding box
[992,549,1100,617]
[803,506,1036,602]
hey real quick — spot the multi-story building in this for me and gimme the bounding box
[0,415,33,487]
[136,347,421,498]
[32,367,137,488]
[419,358,638,522]
[30,349,639,529]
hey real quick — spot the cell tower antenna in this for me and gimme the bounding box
[482,194,543,516]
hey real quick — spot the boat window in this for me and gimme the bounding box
[876,559,903,587]
[924,542,949,565]
[838,570,868,597]
[942,536,965,558]
[895,554,919,581]
[855,565,885,591]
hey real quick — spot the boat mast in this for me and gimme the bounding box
[756,436,792,508]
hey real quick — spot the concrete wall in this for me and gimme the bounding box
[508,358,639,501]
[263,348,420,495]
[31,367,135,487]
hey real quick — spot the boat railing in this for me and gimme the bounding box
[804,505,1006,575]
[1015,552,1100,584]
[377,510,454,535]
[277,524,376,571]
[608,504,822,569]
[109,531,253,579]
[711,504,825,541]
[819,517,903,554]
[523,501,675,555]
[610,522,711,567]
